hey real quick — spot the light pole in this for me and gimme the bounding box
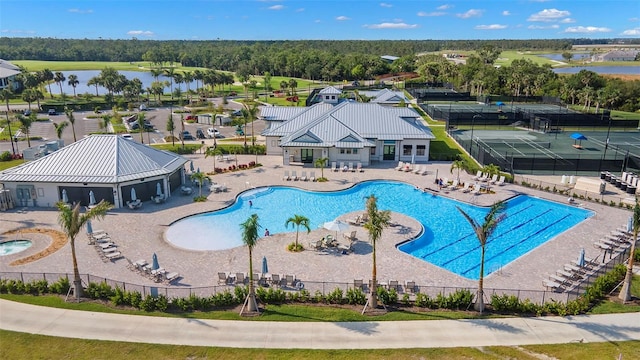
[603,112,612,159]
[471,114,481,153]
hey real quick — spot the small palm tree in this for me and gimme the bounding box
[240,214,261,315]
[619,200,639,302]
[450,159,465,183]
[53,121,69,139]
[137,113,146,143]
[205,147,223,172]
[64,107,77,142]
[67,74,79,97]
[190,171,209,197]
[362,195,391,311]
[456,201,506,313]
[314,157,328,179]
[285,214,311,251]
[17,114,34,148]
[57,201,113,300]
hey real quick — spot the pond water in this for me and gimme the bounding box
[538,53,591,61]
[50,70,198,96]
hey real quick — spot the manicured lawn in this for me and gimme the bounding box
[496,51,559,67]
[0,159,24,171]
[11,60,206,73]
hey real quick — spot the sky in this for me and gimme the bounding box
[1,0,639,41]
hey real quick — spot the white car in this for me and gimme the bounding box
[122,134,133,140]
[207,128,221,138]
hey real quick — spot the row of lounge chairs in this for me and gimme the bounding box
[331,162,364,172]
[128,258,180,284]
[472,171,506,185]
[353,279,419,294]
[283,170,316,181]
[593,228,634,257]
[87,230,124,262]
[218,272,303,289]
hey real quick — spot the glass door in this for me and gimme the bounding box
[301,149,313,163]
[383,145,395,160]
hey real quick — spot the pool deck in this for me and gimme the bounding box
[0,154,633,294]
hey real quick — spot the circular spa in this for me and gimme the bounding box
[0,240,33,256]
[166,180,593,279]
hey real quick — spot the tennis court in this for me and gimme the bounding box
[451,129,640,175]
[430,103,568,113]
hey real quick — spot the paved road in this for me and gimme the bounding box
[1,299,639,349]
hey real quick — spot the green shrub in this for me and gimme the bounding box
[0,151,12,162]
[49,277,70,294]
[85,282,115,300]
[312,290,325,303]
[110,287,127,306]
[401,293,411,306]
[414,293,434,308]
[326,288,344,304]
[257,287,287,304]
[345,288,366,305]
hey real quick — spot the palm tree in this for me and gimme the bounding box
[163,67,175,98]
[39,69,54,98]
[456,201,506,313]
[17,114,34,148]
[314,157,328,179]
[54,71,66,96]
[239,214,260,315]
[87,76,101,96]
[67,74,79,97]
[57,201,113,300]
[166,112,175,146]
[53,121,69,139]
[619,200,639,302]
[362,194,391,311]
[450,159,466,183]
[136,113,146,143]
[242,103,259,147]
[205,147,223,172]
[1,88,15,154]
[190,170,209,197]
[285,214,311,250]
[64,107,77,142]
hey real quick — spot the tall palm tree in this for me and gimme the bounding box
[619,200,639,302]
[240,214,260,315]
[314,157,328,179]
[190,171,209,197]
[450,159,466,183]
[54,71,66,96]
[64,107,77,142]
[53,121,69,139]
[205,147,223,172]
[183,71,193,103]
[456,201,506,313]
[362,194,391,311]
[163,67,175,98]
[16,114,33,148]
[136,113,146,143]
[242,103,259,147]
[285,214,311,250]
[87,76,101,96]
[57,201,113,300]
[1,88,15,154]
[166,112,175,146]
[67,74,79,97]
[39,69,54,98]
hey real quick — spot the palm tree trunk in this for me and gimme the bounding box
[247,247,258,312]
[70,237,83,300]
[475,247,486,313]
[618,235,637,302]
[370,243,378,308]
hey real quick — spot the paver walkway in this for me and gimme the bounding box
[1,299,639,349]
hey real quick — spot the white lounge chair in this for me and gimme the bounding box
[309,171,316,181]
[164,272,180,283]
[348,162,355,172]
[471,183,482,195]
[417,166,428,175]
[357,162,363,172]
[460,182,471,193]
[496,175,506,186]
[447,179,459,190]
[412,165,422,174]
[291,170,299,181]
[331,162,337,172]
[489,174,499,184]
[300,171,307,181]
[395,161,405,171]
[472,170,483,180]
[283,170,290,181]
[340,162,346,172]
[403,163,413,172]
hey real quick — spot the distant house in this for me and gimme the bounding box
[381,55,400,63]
[592,50,639,62]
[261,87,434,166]
[0,59,21,91]
[357,88,410,106]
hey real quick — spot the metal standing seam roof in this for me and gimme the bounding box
[359,89,409,104]
[318,86,343,95]
[261,103,334,136]
[0,135,188,184]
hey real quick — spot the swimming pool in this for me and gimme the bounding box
[166,181,593,279]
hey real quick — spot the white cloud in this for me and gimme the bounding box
[560,18,575,23]
[268,5,284,10]
[528,24,560,29]
[621,27,640,36]
[563,26,612,33]
[437,4,452,10]
[127,30,154,37]
[475,24,508,30]
[417,11,446,17]
[528,9,570,22]
[296,8,304,12]
[68,8,93,14]
[364,22,419,29]
[314,19,321,23]
[1,29,36,34]
[629,17,639,22]
[336,16,350,21]
[457,9,483,19]
[380,2,392,7]
[502,11,511,16]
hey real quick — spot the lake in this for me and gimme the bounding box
[538,53,591,61]
[49,70,198,96]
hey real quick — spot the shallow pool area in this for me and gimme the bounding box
[0,240,33,256]
[166,181,593,279]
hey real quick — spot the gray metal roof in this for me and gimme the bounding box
[0,59,20,79]
[359,88,409,104]
[0,135,188,184]
[259,103,333,123]
[318,86,342,95]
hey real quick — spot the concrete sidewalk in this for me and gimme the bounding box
[1,299,639,349]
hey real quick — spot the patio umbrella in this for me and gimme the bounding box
[131,188,138,202]
[156,182,163,198]
[61,189,68,203]
[323,220,349,238]
[570,133,587,146]
[89,191,96,206]
[86,219,93,235]
[262,256,268,274]
[628,216,634,233]
[577,247,585,267]
[496,101,504,107]
[152,253,159,270]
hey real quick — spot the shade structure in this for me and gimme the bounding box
[577,248,585,267]
[61,189,69,203]
[262,256,268,274]
[89,191,96,206]
[86,219,93,235]
[156,182,163,197]
[152,253,159,270]
[323,220,349,238]
[570,133,588,146]
[496,101,504,106]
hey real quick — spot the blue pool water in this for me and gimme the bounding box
[166,181,593,279]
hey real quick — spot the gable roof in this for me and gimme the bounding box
[359,88,409,104]
[0,59,20,79]
[318,86,342,95]
[259,103,332,123]
[0,135,188,184]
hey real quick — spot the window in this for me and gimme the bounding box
[271,140,277,147]
[370,147,376,155]
[331,95,336,100]
[403,145,412,156]
[339,148,358,155]
[416,145,426,156]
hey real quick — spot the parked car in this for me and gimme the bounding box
[235,125,244,136]
[128,121,154,131]
[48,109,57,115]
[121,134,134,140]
[180,131,194,140]
[195,128,206,139]
[139,104,148,111]
[23,109,31,116]
[207,127,221,138]
[185,115,197,121]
